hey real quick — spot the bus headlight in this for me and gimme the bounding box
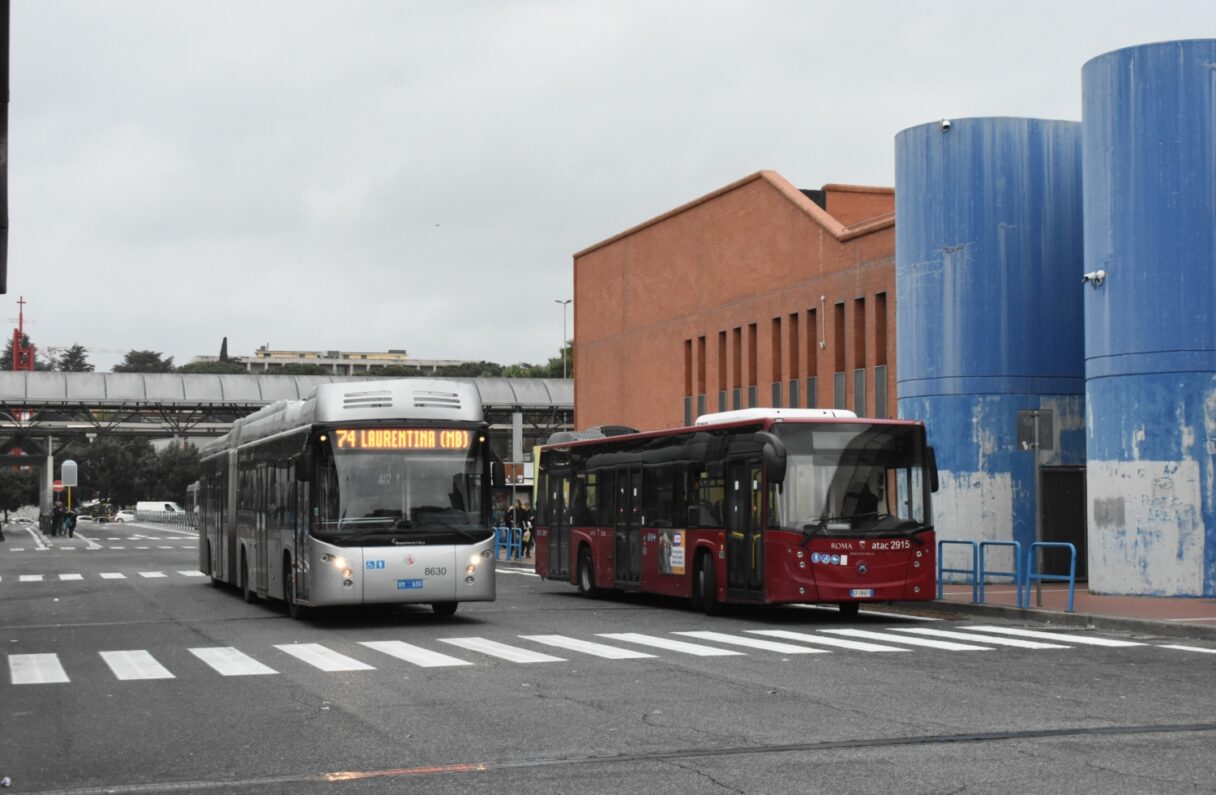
[324,554,349,571]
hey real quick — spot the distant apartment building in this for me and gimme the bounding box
[193,346,465,376]
[574,170,896,431]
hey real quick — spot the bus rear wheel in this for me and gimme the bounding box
[577,548,598,598]
[241,553,256,603]
[432,602,458,617]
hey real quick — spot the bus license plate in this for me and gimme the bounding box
[397,579,424,590]
[849,588,874,598]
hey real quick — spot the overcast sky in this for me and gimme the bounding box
[9,1,1214,372]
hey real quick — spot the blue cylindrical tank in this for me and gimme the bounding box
[1082,39,1216,596]
[896,118,1086,569]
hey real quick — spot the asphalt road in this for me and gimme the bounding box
[2,519,1215,794]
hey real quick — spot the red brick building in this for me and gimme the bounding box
[573,170,895,431]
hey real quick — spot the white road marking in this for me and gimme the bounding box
[965,625,1146,647]
[100,572,126,579]
[111,546,126,550]
[177,571,207,578]
[158,546,174,550]
[189,647,278,676]
[748,629,910,652]
[72,533,104,550]
[519,634,656,660]
[359,640,473,668]
[495,568,541,578]
[596,633,745,656]
[23,527,48,551]
[888,627,1070,650]
[275,643,375,672]
[822,629,992,651]
[439,637,565,663]
[58,573,84,581]
[19,574,43,583]
[100,650,175,680]
[9,653,70,684]
[138,571,167,578]
[1158,645,1216,654]
[674,630,830,654]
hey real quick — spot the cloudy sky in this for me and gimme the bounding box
[9,1,1213,372]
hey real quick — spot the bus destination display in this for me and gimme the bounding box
[335,428,471,451]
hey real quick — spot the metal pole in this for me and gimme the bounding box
[554,299,571,378]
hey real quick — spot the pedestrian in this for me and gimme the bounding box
[65,509,77,539]
[506,499,522,530]
[51,502,65,537]
[521,500,535,557]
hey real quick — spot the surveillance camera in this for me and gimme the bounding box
[940,119,952,132]
[1082,269,1106,286]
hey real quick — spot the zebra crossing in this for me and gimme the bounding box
[7,625,1205,687]
[1,570,206,583]
[1,537,196,554]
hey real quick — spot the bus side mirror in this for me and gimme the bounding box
[755,431,787,486]
[927,446,940,493]
[295,450,313,482]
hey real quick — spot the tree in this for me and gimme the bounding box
[176,360,247,374]
[73,437,157,506]
[146,443,200,505]
[271,363,330,375]
[113,350,175,373]
[0,466,38,519]
[57,344,95,372]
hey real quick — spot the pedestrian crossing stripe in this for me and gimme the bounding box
[964,625,1147,647]
[275,643,375,672]
[189,647,277,676]
[822,628,993,651]
[101,650,175,681]
[3,628,1208,685]
[596,632,746,656]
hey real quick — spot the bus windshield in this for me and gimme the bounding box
[314,430,486,541]
[772,423,929,537]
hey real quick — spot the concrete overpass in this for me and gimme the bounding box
[0,372,572,510]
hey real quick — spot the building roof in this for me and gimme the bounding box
[574,170,895,258]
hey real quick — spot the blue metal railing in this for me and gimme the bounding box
[1023,541,1077,611]
[937,539,978,602]
[494,525,522,560]
[978,540,1022,607]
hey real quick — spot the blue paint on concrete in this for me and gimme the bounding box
[896,117,1086,557]
[1083,40,1216,596]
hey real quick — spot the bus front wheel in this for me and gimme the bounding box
[577,548,598,598]
[285,556,308,619]
[697,553,722,616]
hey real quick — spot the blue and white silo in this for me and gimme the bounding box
[1082,40,1216,596]
[896,118,1086,568]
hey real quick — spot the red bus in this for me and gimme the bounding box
[534,409,939,616]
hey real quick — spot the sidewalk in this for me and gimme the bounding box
[909,582,1216,640]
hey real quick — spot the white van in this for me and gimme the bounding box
[134,501,184,520]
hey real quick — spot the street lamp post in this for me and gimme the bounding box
[554,299,572,379]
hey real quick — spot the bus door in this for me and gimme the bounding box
[294,480,311,601]
[546,472,570,579]
[725,459,764,597]
[256,463,269,594]
[614,465,642,585]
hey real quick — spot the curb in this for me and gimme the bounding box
[891,600,1216,641]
